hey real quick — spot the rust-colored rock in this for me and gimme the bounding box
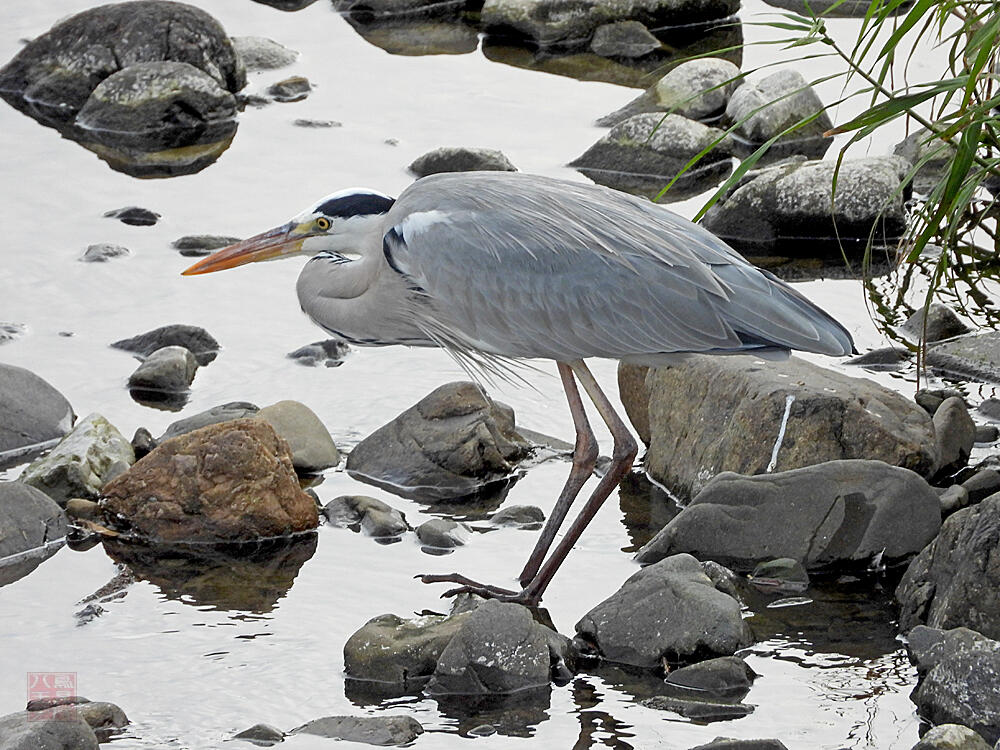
[100,419,318,542]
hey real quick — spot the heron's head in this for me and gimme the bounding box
[181,189,395,275]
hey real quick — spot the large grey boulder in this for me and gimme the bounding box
[0,364,74,469]
[723,69,833,159]
[346,382,530,500]
[480,0,739,47]
[635,460,941,570]
[570,113,732,200]
[111,324,220,365]
[256,400,340,472]
[700,155,911,256]
[619,358,937,500]
[574,553,752,668]
[0,709,98,750]
[0,482,66,586]
[19,413,134,506]
[897,495,1000,640]
[292,716,423,745]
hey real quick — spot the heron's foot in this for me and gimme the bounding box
[416,573,541,607]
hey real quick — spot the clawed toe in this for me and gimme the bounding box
[417,572,531,602]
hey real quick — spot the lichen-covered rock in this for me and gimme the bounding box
[20,413,134,506]
[81,243,131,262]
[0,364,74,469]
[910,724,992,750]
[232,36,299,71]
[101,418,318,542]
[292,715,423,745]
[346,382,530,500]
[409,146,517,176]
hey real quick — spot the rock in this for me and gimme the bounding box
[0,363,74,469]
[912,644,1000,744]
[664,655,756,696]
[0,481,66,567]
[597,57,741,127]
[897,495,1000,640]
[939,485,969,515]
[293,118,341,128]
[962,470,1000,504]
[574,553,752,668]
[589,21,660,58]
[345,382,530,500]
[933,397,976,477]
[81,243,130,262]
[491,504,545,528]
[687,740,789,750]
[127,345,198,392]
[749,558,809,591]
[0,323,26,344]
[408,147,517,177]
[570,113,732,200]
[256,400,340,472]
[322,495,409,538]
[101,418,318,542]
[895,126,1000,196]
[426,600,570,694]
[69,700,129,740]
[19,413,134,505]
[619,357,936,500]
[975,425,999,443]
[112,324,220,365]
[286,339,350,367]
[266,75,311,102]
[480,0,739,48]
[159,402,259,441]
[916,389,950,414]
[927,332,1000,384]
[75,61,237,149]
[900,303,971,343]
[636,460,941,570]
[640,695,754,720]
[0,1,245,127]
[293,716,422,745]
[701,155,911,255]
[232,36,299,70]
[911,724,992,750]
[723,69,833,159]
[848,346,912,369]
[233,722,284,745]
[104,206,161,225]
[0,709,98,750]
[171,235,241,257]
[906,626,1000,675]
[980,399,1000,419]
[416,518,471,548]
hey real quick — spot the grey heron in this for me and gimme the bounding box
[183,170,854,606]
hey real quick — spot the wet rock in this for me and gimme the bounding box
[911,724,992,750]
[81,242,131,262]
[104,206,162,225]
[232,36,299,71]
[636,460,941,570]
[570,113,732,200]
[688,740,789,750]
[480,0,739,48]
[749,558,809,591]
[345,382,530,501]
[491,504,545,528]
[915,389,951,415]
[20,413,134,505]
[619,358,936,500]
[963,470,1000,504]
[911,642,1000,744]
[256,400,340,472]
[233,722,284,745]
[597,57,741,127]
[416,518,471,548]
[266,75,311,102]
[0,363,74,469]
[724,69,833,160]
[101,418,318,542]
[171,234,241,257]
[293,716,422,745]
[127,345,198,392]
[0,1,245,127]
[927,332,1000,385]
[0,482,66,567]
[159,402,259,442]
[408,146,517,177]
[0,323,26,344]
[574,553,752,668]
[640,695,755,721]
[848,346,912,370]
[287,339,350,367]
[900,303,971,344]
[343,20,481,56]
[112,324,220,365]
[700,155,910,255]
[975,425,998,443]
[980,398,1000,420]
[939,485,969,515]
[897,495,1000,640]
[293,118,341,128]
[895,127,1000,196]
[590,21,660,58]
[664,655,756,696]
[0,708,98,750]
[75,61,238,149]
[933,397,976,477]
[907,626,1000,675]
[73,701,129,741]
[322,495,409,538]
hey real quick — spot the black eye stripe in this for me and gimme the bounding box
[316,193,394,218]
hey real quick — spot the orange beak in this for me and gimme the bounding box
[181,222,303,275]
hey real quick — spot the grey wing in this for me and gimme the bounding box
[382,173,854,363]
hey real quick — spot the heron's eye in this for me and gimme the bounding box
[316,217,331,231]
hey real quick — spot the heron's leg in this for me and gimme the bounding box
[516,361,599,587]
[518,360,637,604]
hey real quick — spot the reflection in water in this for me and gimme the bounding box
[251,0,322,8]
[0,542,65,588]
[435,688,551,737]
[571,678,637,750]
[102,534,317,613]
[617,472,681,554]
[350,471,519,520]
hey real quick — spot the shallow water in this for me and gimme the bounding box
[0,0,975,746]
